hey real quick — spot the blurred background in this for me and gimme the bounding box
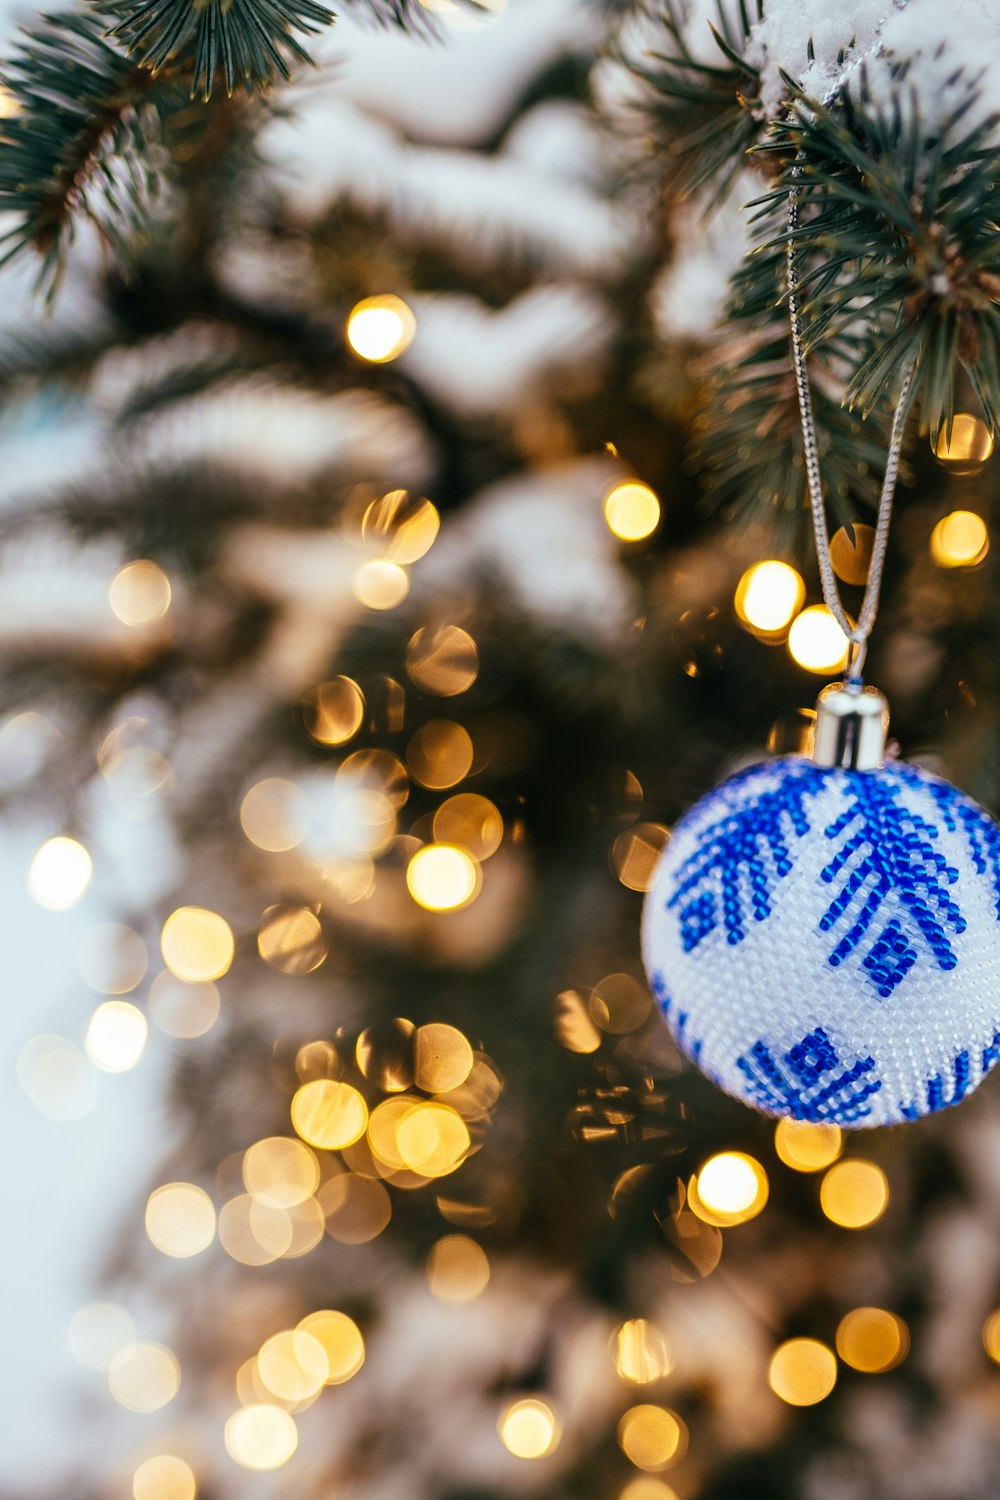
[4,2,1000,1498]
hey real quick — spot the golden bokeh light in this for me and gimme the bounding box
[768,1338,837,1406]
[356,1018,415,1092]
[109,559,172,627]
[774,1119,843,1173]
[148,973,220,1039]
[132,1455,196,1500]
[17,1034,97,1121]
[68,1302,135,1371]
[352,559,410,610]
[407,843,481,911]
[836,1307,909,1373]
[432,794,502,859]
[983,1309,1000,1363]
[930,510,990,568]
[414,1023,475,1093]
[604,481,661,542]
[244,1137,320,1209]
[279,1196,326,1258]
[145,1182,216,1258]
[78,922,147,994]
[108,1342,181,1412]
[617,1405,686,1471]
[426,1234,490,1302]
[302,678,366,747]
[933,412,994,470]
[611,822,670,892]
[257,1329,329,1403]
[735,560,805,636]
[830,525,874,586]
[395,1101,471,1177]
[367,1096,423,1171]
[613,1319,672,1384]
[219,1194,290,1265]
[257,905,327,975]
[554,989,602,1054]
[240,778,309,853]
[161,906,234,983]
[407,720,474,789]
[500,1399,560,1459]
[339,747,410,809]
[819,1159,889,1229]
[291,1079,368,1149]
[689,1151,768,1227]
[346,294,417,363]
[85,1000,148,1072]
[319,1172,392,1243]
[787,605,850,673]
[406,625,479,696]
[363,490,440,564]
[588,973,651,1035]
[295,1038,342,1082]
[28,835,92,910]
[619,1482,680,1500]
[224,1404,298,1470]
[298,1310,365,1383]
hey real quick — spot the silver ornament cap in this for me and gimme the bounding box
[811,681,889,771]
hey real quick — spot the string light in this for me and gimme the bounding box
[604,481,661,542]
[613,1319,672,1384]
[302,677,366,746]
[768,1338,837,1406]
[291,1079,368,1149]
[109,560,172,627]
[78,922,148,994]
[932,413,994,470]
[734,560,805,636]
[773,1119,843,1173]
[406,625,479,695]
[407,844,481,911]
[108,1342,181,1412]
[224,1405,298,1469]
[829,525,874,585]
[346,294,417,363]
[297,1311,365,1383]
[240,778,309,852]
[787,604,850,673]
[145,1182,217,1258]
[426,1234,490,1302]
[982,1309,1000,1363]
[28,836,92,910]
[85,1001,148,1072]
[161,907,234,983]
[819,1159,889,1228]
[689,1151,768,1226]
[149,973,221,1039]
[499,1399,559,1458]
[930,510,990,568]
[836,1307,909,1372]
[243,1138,320,1208]
[352,559,410,610]
[362,491,440,563]
[257,1329,329,1402]
[131,1455,196,1500]
[617,1405,686,1471]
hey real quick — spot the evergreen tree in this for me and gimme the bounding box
[6,2,1000,1498]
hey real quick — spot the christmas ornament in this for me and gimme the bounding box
[641,176,1000,1127]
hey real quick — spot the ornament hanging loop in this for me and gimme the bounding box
[845,635,868,685]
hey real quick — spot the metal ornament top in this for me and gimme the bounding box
[811,680,889,771]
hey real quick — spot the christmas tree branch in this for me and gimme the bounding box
[0,12,169,289]
[625,0,762,201]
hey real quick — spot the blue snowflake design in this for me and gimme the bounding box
[652,964,1000,1122]
[665,761,1000,999]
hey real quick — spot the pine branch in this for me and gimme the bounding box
[625,0,762,202]
[756,71,1000,441]
[109,0,444,101]
[0,11,171,290]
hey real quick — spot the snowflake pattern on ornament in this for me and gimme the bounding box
[642,757,1000,1126]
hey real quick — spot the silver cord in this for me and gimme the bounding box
[786,177,916,682]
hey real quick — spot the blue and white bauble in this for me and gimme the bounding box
[642,756,1000,1128]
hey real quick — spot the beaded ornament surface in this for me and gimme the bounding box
[641,755,1000,1127]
